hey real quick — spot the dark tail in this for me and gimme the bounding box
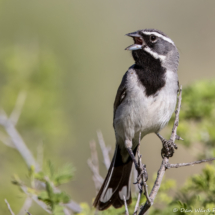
[93,144,137,210]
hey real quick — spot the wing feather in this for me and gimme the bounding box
[113,72,128,120]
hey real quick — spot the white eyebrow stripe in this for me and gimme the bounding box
[144,46,166,62]
[143,31,174,45]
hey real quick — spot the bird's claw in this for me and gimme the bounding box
[134,164,148,185]
[161,139,178,158]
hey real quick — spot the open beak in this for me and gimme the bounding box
[125,31,145,51]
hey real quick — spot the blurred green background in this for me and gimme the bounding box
[0,0,215,214]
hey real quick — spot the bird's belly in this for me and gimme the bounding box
[114,89,177,141]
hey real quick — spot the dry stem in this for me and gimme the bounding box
[124,196,129,215]
[87,140,104,192]
[166,158,215,169]
[97,130,111,169]
[5,199,15,215]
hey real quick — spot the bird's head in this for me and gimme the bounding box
[125,29,179,72]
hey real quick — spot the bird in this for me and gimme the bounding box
[93,29,179,210]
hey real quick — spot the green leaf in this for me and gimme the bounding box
[47,160,55,180]
[54,164,74,186]
[53,205,65,215]
[34,171,46,181]
[46,181,54,199]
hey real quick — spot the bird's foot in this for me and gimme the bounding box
[156,133,179,158]
[161,139,178,158]
[126,146,148,187]
[134,163,148,185]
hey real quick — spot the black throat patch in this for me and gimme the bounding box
[132,49,166,97]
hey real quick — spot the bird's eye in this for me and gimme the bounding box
[150,35,157,42]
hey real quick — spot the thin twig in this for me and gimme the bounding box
[170,86,182,142]
[124,196,129,215]
[0,109,38,170]
[139,134,151,206]
[9,91,27,126]
[142,179,151,206]
[134,132,151,215]
[64,201,81,213]
[20,184,52,214]
[133,193,141,215]
[5,199,15,215]
[166,158,215,169]
[133,134,142,215]
[63,207,71,215]
[97,130,111,170]
[87,140,104,192]
[18,197,32,215]
[0,131,15,148]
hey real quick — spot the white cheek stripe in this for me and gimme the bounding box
[143,31,174,45]
[144,47,166,62]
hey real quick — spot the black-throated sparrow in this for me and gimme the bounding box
[93,29,179,210]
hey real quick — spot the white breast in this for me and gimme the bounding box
[114,68,178,142]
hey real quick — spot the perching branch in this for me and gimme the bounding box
[139,85,215,215]
[170,86,182,142]
[138,85,183,215]
[133,143,143,215]
[133,132,151,215]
